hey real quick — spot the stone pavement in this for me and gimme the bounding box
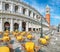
[41,31,60,52]
[0,30,60,52]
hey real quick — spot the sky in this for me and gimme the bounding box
[21,0,60,26]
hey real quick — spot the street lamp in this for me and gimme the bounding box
[58,26,59,32]
[58,24,60,32]
[40,17,43,38]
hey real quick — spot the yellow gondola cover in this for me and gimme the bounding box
[44,36,50,40]
[25,42,35,52]
[16,36,23,41]
[3,36,10,41]
[0,46,10,52]
[15,33,18,35]
[5,30,9,33]
[13,32,16,35]
[27,35,32,39]
[15,30,18,33]
[3,32,9,36]
[21,32,26,36]
[39,38,47,45]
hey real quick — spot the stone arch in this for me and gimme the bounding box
[5,3,9,10]
[22,22,26,31]
[14,23,19,31]
[4,22,10,31]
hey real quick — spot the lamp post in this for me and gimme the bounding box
[58,26,59,32]
[58,24,60,32]
[40,17,43,38]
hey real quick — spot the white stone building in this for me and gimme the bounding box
[0,0,49,32]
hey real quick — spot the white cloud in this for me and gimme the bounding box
[52,15,60,19]
[54,16,60,19]
[31,4,45,14]
[40,8,45,14]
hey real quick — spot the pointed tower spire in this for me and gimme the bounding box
[46,5,50,9]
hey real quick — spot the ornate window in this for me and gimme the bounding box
[15,5,18,12]
[46,11,49,13]
[36,28,38,31]
[4,22,10,31]
[5,3,9,10]
[33,28,35,31]
[36,15,38,19]
[28,28,31,31]
[23,8,26,14]
[33,13,35,18]
[29,11,31,16]
[39,28,41,31]
[14,23,19,30]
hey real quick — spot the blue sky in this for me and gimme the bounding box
[22,0,60,26]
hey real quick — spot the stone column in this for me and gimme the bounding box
[10,3,14,12]
[25,9,29,16]
[35,14,36,19]
[30,12,33,18]
[10,19,13,32]
[0,1,2,10]
[31,23,33,31]
[26,22,29,31]
[19,6,23,14]
[0,18,3,32]
[19,20,22,31]
[2,2,5,11]
[35,28,36,32]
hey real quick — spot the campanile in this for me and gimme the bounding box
[45,5,50,26]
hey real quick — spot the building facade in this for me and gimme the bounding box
[0,0,49,32]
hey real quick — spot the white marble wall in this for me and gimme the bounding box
[0,2,2,10]
[0,1,49,32]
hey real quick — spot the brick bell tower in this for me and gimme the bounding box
[45,5,50,27]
